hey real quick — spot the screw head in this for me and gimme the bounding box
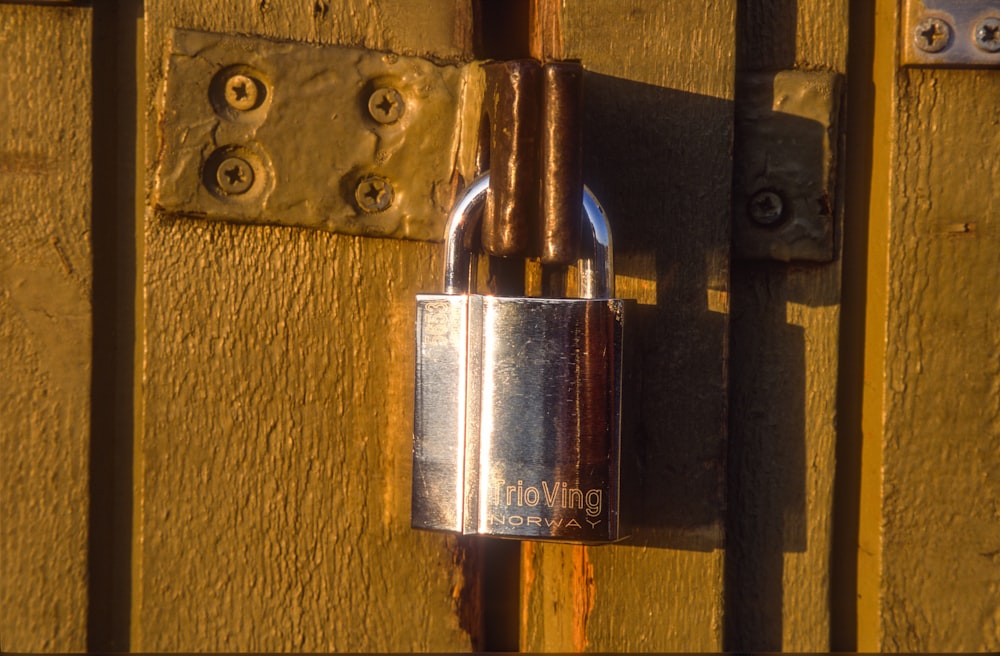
[748,190,784,226]
[914,16,952,53]
[974,17,1000,53]
[224,74,260,111]
[215,157,255,195]
[355,175,394,213]
[367,87,404,124]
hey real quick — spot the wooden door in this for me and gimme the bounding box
[1,1,996,653]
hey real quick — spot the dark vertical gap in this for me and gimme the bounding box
[88,0,139,651]
[472,1,531,651]
[724,1,799,652]
[474,0,531,60]
[831,1,876,650]
[477,536,520,653]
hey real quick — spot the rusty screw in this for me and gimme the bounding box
[914,16,952,53]
[224,74,260,111]
[215,156,255,195]
[748,190,784,226]
[355,175,394,213]
[367,87,404,124]
[974,17,1000,53]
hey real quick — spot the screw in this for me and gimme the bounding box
[355,175,394,213]
[224,74,260,111]
[914,16,952,53]
[367,87,404,124]
[215,156,255,195]
[748,190,784,226]
[974,17,1000,53]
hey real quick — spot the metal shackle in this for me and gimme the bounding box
[443,173,614,298]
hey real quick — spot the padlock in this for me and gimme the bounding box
[412,174,635,543]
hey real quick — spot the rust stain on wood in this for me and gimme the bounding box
[940,222,977,236]
[529,0,563,60]
[572,545,594,652]
[519,541,537,642]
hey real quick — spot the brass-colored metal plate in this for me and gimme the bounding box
[733,70,842,262]
[902,0,1000,67]
[154,29,480,241]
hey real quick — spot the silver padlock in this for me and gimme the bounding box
[412,174,635,543]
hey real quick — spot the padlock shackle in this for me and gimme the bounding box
[443,173,614,298]
[580,187,613,298]
[444,175,491,295]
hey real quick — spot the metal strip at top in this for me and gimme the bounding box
[903,0,1000,67]
[154,29,482,241]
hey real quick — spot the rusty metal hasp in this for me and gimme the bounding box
[154,29,482,241]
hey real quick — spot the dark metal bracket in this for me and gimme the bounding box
[732,70,843,263]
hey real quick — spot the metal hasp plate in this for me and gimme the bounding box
[733,70,842,262]
[903,1,1000,67]
[154,29,480,241]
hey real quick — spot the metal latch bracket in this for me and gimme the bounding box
[154,29,482,241]
[733,70,843,263]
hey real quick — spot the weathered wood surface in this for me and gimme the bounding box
[521,1,735,650]
[848,1,1000,650]
[0,5,92,652]
[138,1,477,650]
[873,64,1000,652]
[4,1,993,651]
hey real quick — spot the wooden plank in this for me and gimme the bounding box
[725,1,849,651]
[873,64,1000,652]
[520,1,735,650]
[850,1,999,650]
[0,5,92,651]
[137,1,478,650]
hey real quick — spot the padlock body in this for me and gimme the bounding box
[477,296,632,542]
[412,294,634,543]
[412,295,481,533]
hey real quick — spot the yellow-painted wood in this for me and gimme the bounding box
[3,1,993,651]
[136,1,477,650]
[0,5,92,651]
[876,63,1000,656]
[520,1,735,650]
[856,0,897,649]
[854,1,999,650]
[726,1,849,651]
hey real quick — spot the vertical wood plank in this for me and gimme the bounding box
[875,63,1000,651]
[0,5,92,651]
[848,1,999,650]
[521,1,735,650]
[725,1,849,651]
[138,1,477,650]
[840,1,893,649]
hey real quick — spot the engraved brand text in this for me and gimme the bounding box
[492,479,603,517]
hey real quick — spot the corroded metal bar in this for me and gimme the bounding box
[481,59,541,257]
[540,61,584,265]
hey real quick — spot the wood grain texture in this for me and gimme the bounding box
[521,1,735,651]
[876,66,1000,651]
[0,5,92,651]
[725,1,848,651]
[138,1,477,650]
